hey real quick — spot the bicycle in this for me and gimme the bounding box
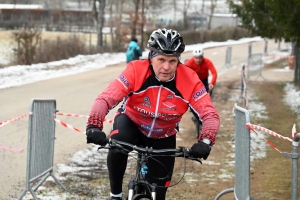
[98,138,202,200]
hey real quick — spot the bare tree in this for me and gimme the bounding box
[12,27,41,65]
[92,0,106,47]
[182,0,192,29]
[117,0,125,43]
[207,0,218,30]
[131,0,140,39]
[140,0,145,50]
[108,0,114,51]
[0,0,16,3]
[173,0,177,23]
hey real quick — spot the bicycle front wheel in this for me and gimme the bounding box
[131,194,152,200]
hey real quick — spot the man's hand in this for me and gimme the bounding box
[209,84,214,91]
[189,140,211,160]
[86,126,107,146]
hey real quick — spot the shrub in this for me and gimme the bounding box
[9,26,254,66]
[34,34,86,64]
[12,27,41,65]
[180,27,254,45]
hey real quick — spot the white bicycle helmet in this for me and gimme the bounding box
[193,47,204,57]
[147,28,185,56]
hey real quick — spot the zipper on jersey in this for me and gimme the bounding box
[147,85,162,137]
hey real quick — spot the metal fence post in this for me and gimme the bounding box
[282,133,300,200]
[233,104,253,200]
[248,42,252,58]
[240,65,247,108]
[264,38,268,55]
[247,53,265,80]
[214,104,253,200]
[18,99,67,200]
[223,46,232,68]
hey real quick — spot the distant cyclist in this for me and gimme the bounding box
[86,29,220,200]
[126,37,142,63]
[185,47,217,94]
[185,47,218,124]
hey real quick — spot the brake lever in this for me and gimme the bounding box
[97,145,109,151]
[189,157,202,164]
[178,146,203,164]
[97,138,112,151]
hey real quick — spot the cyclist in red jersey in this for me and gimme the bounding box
[185,48,218,124]
[185,47,218,94]
[85,29,220,200]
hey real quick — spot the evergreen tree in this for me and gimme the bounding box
[229,0,300,86]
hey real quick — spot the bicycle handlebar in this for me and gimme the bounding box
[99,138,202,163]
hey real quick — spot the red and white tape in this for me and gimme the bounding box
[0,112,30,152]
[0,112,32,127]
[56,113,114,123]
[292,124,297,138]
[54,118,114,133]
[54,119,86,133]
[246,123,293,142]
[0,142,23,153]
[280,55,295,59]
[56,112,114,123]
[57,112,89,118]
[246,123,295,153]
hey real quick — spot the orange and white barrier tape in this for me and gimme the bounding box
[54,118,114,133]
[56,112,114,123]
[246,123,293,142]
[0,112,32,127]
[0,112,30,152]
[55,111,114,133]
[280,55,295,59]
[57,112,89,118]
[246,123,294,153]
[292,124,297,138]
[0,142,23,153]
[54,118,86,133]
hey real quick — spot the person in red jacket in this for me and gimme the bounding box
[185,47,218,94]
[85,28,220,200]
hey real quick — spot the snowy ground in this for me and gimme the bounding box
[1,37,299,199]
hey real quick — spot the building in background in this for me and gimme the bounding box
[210,13,239,29]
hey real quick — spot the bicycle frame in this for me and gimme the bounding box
[128,153,157,200]
[99,138,202,200]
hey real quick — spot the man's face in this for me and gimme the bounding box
[194,56,203,65]
[151,54,179,82]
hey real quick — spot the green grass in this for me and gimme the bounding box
[248,60,299,200]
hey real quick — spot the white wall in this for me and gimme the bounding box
[210,14,239,29]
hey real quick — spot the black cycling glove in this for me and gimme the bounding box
[86,126,107,146]
[189,140,211,160]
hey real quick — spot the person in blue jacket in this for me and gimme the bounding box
[126,37,142,63]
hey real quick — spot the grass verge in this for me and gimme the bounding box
[249,68,299,199]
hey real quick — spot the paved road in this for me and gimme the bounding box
[0,39,289,199]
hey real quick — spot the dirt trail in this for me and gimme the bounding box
[0,39,294,199]
[169,57,294,199]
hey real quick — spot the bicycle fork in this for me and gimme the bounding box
[128,180,157,200]
[127,162,157,200]
[128,179,135,199]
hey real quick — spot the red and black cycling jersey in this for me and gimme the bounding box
[185,57,218,86]
[87,60,220,144]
